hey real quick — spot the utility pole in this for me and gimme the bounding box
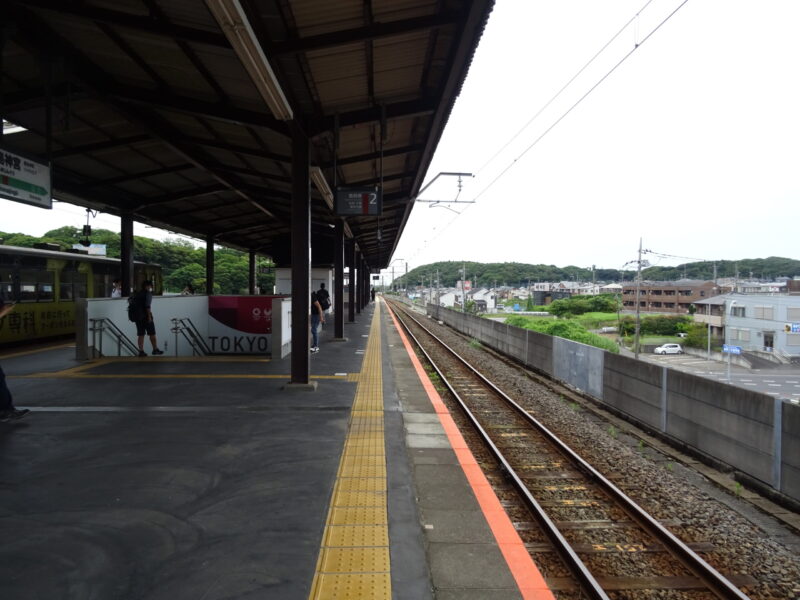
[462,261,466,313]
[436,269,440,306]
[634,238,643,360]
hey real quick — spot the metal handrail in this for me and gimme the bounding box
[170,317,211,356]
[89,318,139,357]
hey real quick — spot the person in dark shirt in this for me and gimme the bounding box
[134,280,164,357]
[0,299,30,422]
[310,290,325,353]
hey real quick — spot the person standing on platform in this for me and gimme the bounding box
[0,298,30,422]
[111,279,122,298]
[310,289,325,353]
[371,287,376,302]
[133,281,164,357]
[316,283,330,314]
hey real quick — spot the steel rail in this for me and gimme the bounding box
[389,303,610,599]
[388,300,751,600]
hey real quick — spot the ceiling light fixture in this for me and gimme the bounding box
[206,0,294,121]
[309,167,334,211]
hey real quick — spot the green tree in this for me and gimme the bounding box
[164,263,206,293]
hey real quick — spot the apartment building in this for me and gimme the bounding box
[621,280,722,314]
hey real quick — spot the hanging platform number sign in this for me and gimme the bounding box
[0,145,52,209]
[335,187,382,216]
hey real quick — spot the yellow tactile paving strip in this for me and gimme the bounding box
[308,301,391,600]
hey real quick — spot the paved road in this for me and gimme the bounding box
[641,353,800,400]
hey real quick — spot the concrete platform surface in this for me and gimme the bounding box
[0,301,533,599]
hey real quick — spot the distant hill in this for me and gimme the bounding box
[394,258,800,289]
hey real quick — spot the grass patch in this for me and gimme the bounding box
[572,312,620,329]
[505,315,619,353]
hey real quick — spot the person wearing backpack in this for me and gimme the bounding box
[131,280,163,357]
[310,289,325,353]
[316,283,331,313]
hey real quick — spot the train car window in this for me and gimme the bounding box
[20,284,37,302]
[60,268,87,301]
[60,283,74,301]
[93,273,108,298]
[74,279,88,299]
[37,271,55,302]
[0,268,13,301]
[20,270,42,302]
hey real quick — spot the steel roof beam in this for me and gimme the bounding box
[86,163,196,188]
[14,0,229,48]
[8,4,287,225]
[322,143,424,168]
[269,11,461,56]
[346,170,415,187]
[50,135,153,159]
[311,99,436,135]
[133,184,229,210]
[2,83,90,112]
[185,135,290,163]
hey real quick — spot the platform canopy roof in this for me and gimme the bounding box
[1,0,493,268]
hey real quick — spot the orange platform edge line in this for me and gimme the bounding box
[385,303,555,600]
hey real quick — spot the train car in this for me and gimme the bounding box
[0,244,162,345]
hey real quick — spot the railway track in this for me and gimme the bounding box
[387,299,752,600]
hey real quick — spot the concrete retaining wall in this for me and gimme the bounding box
[427,304,799,504]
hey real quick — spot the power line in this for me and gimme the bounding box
[470,0,690,206]
[642,249,715,263]
[474,0,656,177]
[405,0,691,265]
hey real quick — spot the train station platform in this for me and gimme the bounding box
[0,299,550,600]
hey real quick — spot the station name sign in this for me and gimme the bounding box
[335,187,382,216]
[0,145,52,209]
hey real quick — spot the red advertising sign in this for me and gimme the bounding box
[208,296,274,334]
[207,296,285,354]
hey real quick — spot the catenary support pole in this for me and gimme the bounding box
[290,124,311,384]
[205,237,215,295]
[248,250,256,295]
[347,239,355,323]
[334,220,345,339]
[120,214,134,297]
[355,249,362,315]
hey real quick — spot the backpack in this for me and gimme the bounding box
[127,293,144,322]
[317,289,331,311]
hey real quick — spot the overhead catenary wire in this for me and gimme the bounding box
[474,0,656,177]
[470,0,690,206]
[407,0,691,265]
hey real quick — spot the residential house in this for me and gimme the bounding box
[712,294,800,362]
[471,288,497,311]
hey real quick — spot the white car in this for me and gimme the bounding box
[654,343,683,355]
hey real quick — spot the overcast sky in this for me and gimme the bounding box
[2,1,798,281]
[390,0,800,279]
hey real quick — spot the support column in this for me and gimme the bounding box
[333,220,345,340]
[362,259,369,309]
[289,125,312,386]
[206,237,215,295]
[355,249,362,315]
[120,214,134,297]
[249,250,257,295]
[0,27,5,144]
[347,239,355,323]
